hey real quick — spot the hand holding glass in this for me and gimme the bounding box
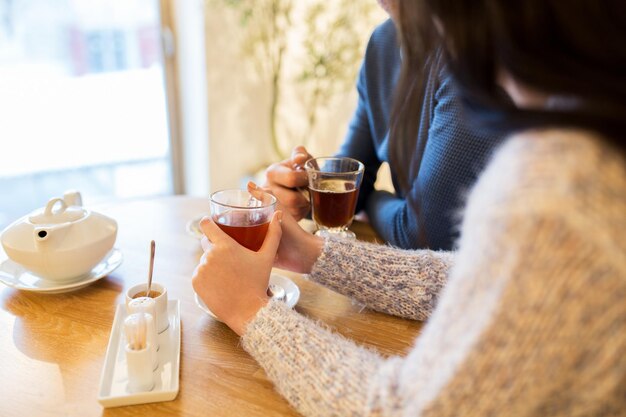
[209,189,285,300]
[209,189,276,252]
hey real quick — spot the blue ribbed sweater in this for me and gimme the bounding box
[338,19,505,250]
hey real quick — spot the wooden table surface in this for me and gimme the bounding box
[0,196,423,417]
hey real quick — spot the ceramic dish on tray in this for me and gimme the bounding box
[98,300,181,408]
[194,273,300,321]
[0,248,122,294]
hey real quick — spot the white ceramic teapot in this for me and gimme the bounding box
[1,190,118,282]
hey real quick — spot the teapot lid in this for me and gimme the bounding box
[29,198,87,225]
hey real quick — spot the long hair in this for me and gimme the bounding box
[390,0,626,190]
[388,2,438,193]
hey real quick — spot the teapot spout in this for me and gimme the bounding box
[33,223,70,245]
[34,227,52,242]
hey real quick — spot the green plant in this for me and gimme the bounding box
[212,0,381,160]
[297,2,379,146]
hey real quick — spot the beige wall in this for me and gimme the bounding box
[203,2,388,192]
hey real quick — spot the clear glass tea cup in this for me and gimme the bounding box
[209,189,276,252]
[304,157,364,239]
[209,189,285,300]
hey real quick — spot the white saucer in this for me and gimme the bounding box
[186,216,318,239]
[186,216,204,239]
[0,248,123,294]
[194,273,300,321]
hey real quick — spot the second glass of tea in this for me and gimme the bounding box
[305,157,365,239]
[210,189,276,252]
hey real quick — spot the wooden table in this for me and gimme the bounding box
[0,196,423,417]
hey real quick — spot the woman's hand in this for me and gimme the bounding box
[263,145,313,220]
[248,182,324,274]
[191,211,283,336]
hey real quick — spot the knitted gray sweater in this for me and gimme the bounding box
[242,129,626,416]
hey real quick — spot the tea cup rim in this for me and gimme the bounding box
[126,282,167,300]
[304,156,365,175]
[209,189,277,210]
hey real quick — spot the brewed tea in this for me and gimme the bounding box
[310,179,359,228]
[132,290,162,299]
[215,213,270,252]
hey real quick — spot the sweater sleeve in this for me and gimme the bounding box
[366,54,504,250]
[366,211,625,416]
[364,189,420,250]
[308,238,454,321]
[242,192,625,417]
[243,301,386,416]
[359,55,443,250]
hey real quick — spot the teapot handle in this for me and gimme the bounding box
[44,198,68,217]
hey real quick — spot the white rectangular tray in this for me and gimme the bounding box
[98,300,181,408]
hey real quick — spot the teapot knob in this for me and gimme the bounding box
[63,190,83,207]
[44,198,68,217]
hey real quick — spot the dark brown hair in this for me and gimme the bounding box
[390,0,626,191]
[388,2,437,192]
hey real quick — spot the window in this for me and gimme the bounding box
[0,0,173,228]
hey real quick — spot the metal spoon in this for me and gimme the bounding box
[147,240,155,296]
[267,283,286,302]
